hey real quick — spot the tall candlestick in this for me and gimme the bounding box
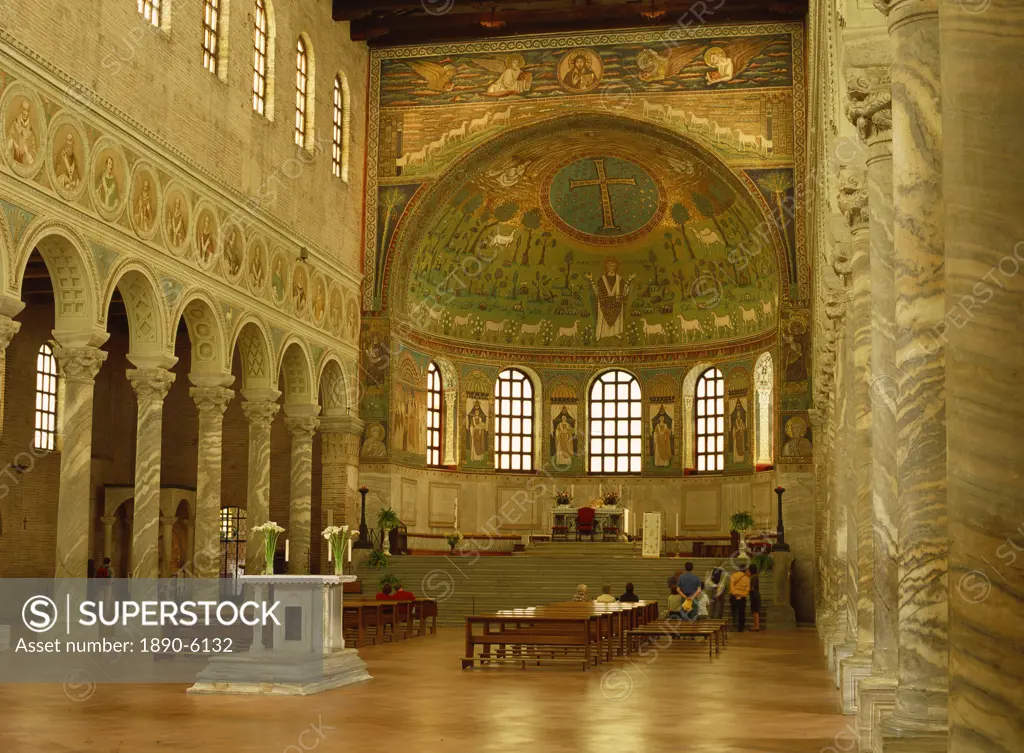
[347,538,353,562]
[285,539,289,562]
[618,484,622,498]
[675,513,679,536]
[571,484,574,497]
[328,543,333,562]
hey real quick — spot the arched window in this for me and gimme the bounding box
[426,362,443,467]
[219,507,247,577]
[695,367,725,472]
[34,344,58,452]
[138,0,162,27]
[202,0,221,74]
[494,368,534,472]
[332,74,351,181]
[589,370,642,474]
[754,352,774,465]
[252,0,270,115]
[294,37,309,148]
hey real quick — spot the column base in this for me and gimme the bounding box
[831,638,855,685]
[857,675,897,751]
[187,648,372,696]
[878,715,948,753]
[839,652,873,715]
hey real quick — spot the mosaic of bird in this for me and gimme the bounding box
[406,59,457,92]
[635,39,773,84]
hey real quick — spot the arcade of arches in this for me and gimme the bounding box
[0,0,1023,752]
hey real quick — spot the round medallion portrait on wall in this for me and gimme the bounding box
[193,202,220,271]
[556,49,603,94]
[89,137,129,222]
[291,261,310,319]
[345,294,360,343]
[328,285,344,338]
[269,249,290,307]
[127,161,161,240]
[310,272,327,327]
[161,181,193,256]
[247,237,269,296]
[220,219,245,284]
[46,113,89,202]
[1,85,47,180]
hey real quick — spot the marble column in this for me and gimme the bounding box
[319,416,363,568]
[159,514,175,577]
[837,166,875,712]
[876,1,949,749]
[190,385,234,577]
[940,2,1024,751]
[101,515,116,563]
[242,393,280,574]
[285,410,319,575]
[53,345,107,578]
[0,315,21,437]
[848,64,901,747]
[127,367,175,580]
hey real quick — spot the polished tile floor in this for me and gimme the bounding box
[0,628,852,753]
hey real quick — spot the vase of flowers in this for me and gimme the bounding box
[322,525,356,576]
[377,506,401,555]
[445,531,463,554]
[602,490,620,507]
[554,490,573,506]
[251,521,285,575]
[729,511,756,560]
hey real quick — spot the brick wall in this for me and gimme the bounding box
[0,0,368,269]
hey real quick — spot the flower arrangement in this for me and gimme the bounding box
[322,525,357,576]
[251,521,285,575]
[445,531,464,552]
[377,507,401,530]
[554,490,573,505]
[368,550,389,570]
[729,511,756,532]
[602,490,620,507]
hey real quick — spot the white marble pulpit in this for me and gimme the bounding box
[188,574,371,695]
[642,512,663,558]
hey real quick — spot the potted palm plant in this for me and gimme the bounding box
[729,511,756,560]
[377,506,401,554]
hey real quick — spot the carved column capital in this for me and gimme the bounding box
[100,515,117,527]
[55,345,108,384]
[127,368,175,404]
[836,167,870,232]
[845,66,892,143]
[191,386,234,417]
[0,316,21,350]
[285,415,320,441]
[242,400,280,429]
[825,292,846,328]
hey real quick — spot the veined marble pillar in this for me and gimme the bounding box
[53,345,107,578]
[837,166,875,712]
[878,1,948,749]
[128,368,175,580]
[848,65,901,746]
[190,385,234,577]
[0,315,21,436]
[159,515,175,577]
[242,394,280,574]
[285,410,319,575]
[941,2,1024,751]
[319,416,363,569]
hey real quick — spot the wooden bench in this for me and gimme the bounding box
[462,601,656,670]
[625,619,728,659]
[343,598,437,648]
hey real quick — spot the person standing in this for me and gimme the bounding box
[94,557,112,578]
[676,561,703,621]
[705,566,728,619]
[749,564,762,631]
[729,565,751,632]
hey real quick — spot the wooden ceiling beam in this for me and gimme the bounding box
[348,1,806,45]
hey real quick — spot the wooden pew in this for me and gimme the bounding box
[343,597,438,648]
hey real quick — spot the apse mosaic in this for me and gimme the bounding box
[365,22,807,310]
[391,115,784,353]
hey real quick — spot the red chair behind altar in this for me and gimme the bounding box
[576,507,596,541]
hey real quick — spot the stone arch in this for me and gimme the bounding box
[171,291,227,377]
[317,354,351,416]
[278,338,315,405]
[103,262,168,361]
[229,316,276,392]
[15,219,100,334]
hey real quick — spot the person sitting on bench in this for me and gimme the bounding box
[376,584,393,601]
[665,584,685,619]
[572,584,589,602]
[595,584,616,603]
[618,583,640,602]
[392,583,416,600]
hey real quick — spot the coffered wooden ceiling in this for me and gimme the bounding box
[336,0,807,46]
